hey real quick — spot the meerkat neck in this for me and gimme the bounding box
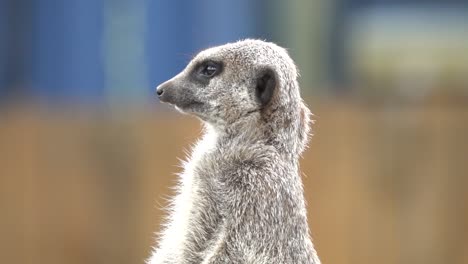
[206,122,301,163]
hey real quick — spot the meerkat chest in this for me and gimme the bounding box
[170,139,226,257]
[179,129,222,206]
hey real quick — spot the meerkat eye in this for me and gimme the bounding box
[198,61,221,78]
[202,65,217,76]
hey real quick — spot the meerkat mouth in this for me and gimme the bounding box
[172,100,205,114]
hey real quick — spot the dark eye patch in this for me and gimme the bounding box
[191,60,223,85]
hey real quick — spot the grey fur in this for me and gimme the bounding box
[149,39,320,264]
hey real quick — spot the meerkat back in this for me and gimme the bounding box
[149,39,320,264]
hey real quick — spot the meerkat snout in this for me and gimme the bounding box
[155,80,174,103]
[156,78,204,111]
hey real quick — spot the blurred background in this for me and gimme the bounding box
[1,0,467,264]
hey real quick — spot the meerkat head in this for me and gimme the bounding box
[157,39,310,152]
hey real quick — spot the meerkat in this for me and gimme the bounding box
[149,39,320,264]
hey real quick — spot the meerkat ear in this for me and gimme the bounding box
[256,68,276,107]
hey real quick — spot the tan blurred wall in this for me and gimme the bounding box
[0,100,467,264]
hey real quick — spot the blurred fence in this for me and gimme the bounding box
[1,100,467,264]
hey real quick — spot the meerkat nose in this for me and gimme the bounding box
[156,85,164,97]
